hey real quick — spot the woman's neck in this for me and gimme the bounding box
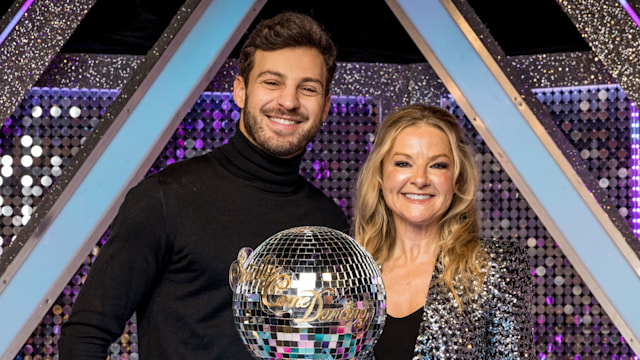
[389,223,440,263]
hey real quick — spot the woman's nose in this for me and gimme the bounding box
[411,169,429,187]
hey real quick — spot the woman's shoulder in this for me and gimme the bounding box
[479,238,527,259]
[478,238,531,277]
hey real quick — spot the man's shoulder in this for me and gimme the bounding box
[297,180,349,230]
[120,152,223,203]
[142,151,222,185]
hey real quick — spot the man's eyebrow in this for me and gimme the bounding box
[300,77,324,87]
[255,71,325,87]
[255,70,284,79]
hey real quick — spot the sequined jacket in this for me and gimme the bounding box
[371,239,534,359]
[410,238,534,359]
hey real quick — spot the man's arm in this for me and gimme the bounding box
[58,177,170,359]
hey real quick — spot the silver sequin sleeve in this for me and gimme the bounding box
[412,239,535,359]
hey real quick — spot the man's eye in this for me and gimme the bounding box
[301,87,319,95]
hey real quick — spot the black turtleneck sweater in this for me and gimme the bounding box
[58,129,348,359]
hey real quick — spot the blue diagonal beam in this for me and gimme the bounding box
[0,0,265,357]
[385,0,640,353]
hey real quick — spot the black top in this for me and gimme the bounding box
[58,128,349,360]
[374,307,423,360]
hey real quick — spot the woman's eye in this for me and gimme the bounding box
[432,162,449,169]
[394,161,410,168]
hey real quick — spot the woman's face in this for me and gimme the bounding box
[381,124,455,231]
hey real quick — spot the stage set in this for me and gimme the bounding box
[0,0,640,359]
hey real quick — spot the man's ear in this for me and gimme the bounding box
[233,76,246,109]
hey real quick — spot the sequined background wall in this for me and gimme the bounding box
[1,53,636,360]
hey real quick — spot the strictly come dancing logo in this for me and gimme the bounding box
[229,248,371,329]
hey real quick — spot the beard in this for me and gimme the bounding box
[242,105,323,158]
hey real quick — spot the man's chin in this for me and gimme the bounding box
[261,140,305,158]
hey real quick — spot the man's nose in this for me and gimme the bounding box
[277,86,300,111]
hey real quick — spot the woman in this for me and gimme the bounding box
[354,104,533,359]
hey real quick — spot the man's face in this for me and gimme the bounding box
[233,47,331,158]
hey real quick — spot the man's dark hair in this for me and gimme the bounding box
[238,12,337,93]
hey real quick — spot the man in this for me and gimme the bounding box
[58,12,348,359]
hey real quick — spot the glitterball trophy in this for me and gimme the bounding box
[229,226,386,360]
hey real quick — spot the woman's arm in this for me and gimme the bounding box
[485,239,535,359]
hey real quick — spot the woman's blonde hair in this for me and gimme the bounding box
[354,104,486,307]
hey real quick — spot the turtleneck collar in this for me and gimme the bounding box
[218,125,305,193]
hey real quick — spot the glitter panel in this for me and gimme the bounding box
[406,63,449,105]
[331,62,448,116]
[557,0,640,104]
[35,54,144,90]
[1,51,637,359]
[0,0,95,127]
[230,226,385,359]
[619,0,640,27]
[509,52,617,89]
